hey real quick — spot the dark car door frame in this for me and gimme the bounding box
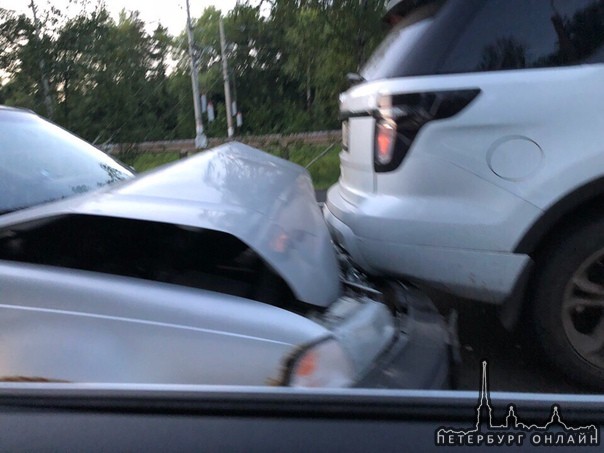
[0,385,602,451]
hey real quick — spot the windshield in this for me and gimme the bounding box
[0,110,132,214]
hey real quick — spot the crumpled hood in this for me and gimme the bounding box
[0,143,341,307]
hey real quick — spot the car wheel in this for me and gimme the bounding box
[531,217,604,390]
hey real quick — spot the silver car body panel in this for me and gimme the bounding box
[0,139,451,388]
[0,261,328,384]
[0,261,410,386]
[0,142,340,307]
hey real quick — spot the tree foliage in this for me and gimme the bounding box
[0,0,386,142]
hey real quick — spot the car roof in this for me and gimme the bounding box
[0,105,34,114]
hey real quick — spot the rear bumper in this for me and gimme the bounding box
[324,184,532,304]
[355,285,456,390]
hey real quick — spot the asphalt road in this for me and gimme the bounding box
[427,290,589,394]
[316,189,594,395]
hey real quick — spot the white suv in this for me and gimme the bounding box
[325,0,604,388]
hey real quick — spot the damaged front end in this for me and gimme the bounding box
[278,249,457,389]
[0,142,457,389]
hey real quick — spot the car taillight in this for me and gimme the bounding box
[285,338,354,388]
[375,119,397,165]
[373,89,480,173]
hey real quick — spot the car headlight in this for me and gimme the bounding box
[285,338,355,388]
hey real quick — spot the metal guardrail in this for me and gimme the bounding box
[103,130,341,156]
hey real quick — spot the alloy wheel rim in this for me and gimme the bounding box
[562,247,604,370]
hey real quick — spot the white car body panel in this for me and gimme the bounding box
[327,65,604,303]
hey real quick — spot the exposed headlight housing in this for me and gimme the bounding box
[285,337,355,388]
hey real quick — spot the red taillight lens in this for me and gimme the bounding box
[373,89,480,173]
[375,120,397,165]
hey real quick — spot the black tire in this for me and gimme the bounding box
[531,216,604,390]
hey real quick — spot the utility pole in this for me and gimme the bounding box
[219,17,234,138]
[29,0,53,119]
[185,0,207,149]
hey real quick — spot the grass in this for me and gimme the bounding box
[119,151,181,173]
[119,142,342,191]
[265,142,341,190]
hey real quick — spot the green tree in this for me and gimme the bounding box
[0,0,388,141]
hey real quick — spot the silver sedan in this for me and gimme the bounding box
[0,106,454,388]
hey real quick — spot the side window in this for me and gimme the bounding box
[439,0,604,74]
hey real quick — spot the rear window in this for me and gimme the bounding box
[363,0,604,80]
